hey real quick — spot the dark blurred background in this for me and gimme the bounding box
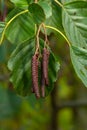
[0,0,87,130]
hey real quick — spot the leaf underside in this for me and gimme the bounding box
[62,1,87,48]
[70,45,87,87]
[62,1,87,87]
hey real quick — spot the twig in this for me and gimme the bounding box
[0,74,9,81]
[42,23,49,47]
[57,100,87,110]
[35,24,42,54]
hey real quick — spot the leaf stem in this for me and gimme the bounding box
[42,23,49,47]
[35,24,42,54]
[54,0,63,8]
[0,9,28,45]
[45,25,70,46]
[35,0,38,3]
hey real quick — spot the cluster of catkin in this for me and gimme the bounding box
[31,47,50,99]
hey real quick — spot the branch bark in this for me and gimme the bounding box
[0,74,9,81]
[50,82,59,130]
[57,100,87,110]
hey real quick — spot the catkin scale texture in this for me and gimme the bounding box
[42,48,50,86]
[31,54,40,98]
[41,77,45,97]
[45,49,50,85]
[41,62,45,97]
[41,48,50,97]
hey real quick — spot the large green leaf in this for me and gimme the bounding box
[70,45,87,87]
[5,8,35,44]
[29,3,46,24]
[62,1,87,48]
[8,38,60,97]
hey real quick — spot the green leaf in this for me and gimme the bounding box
[45,1,63,35]
[39,1,52,19]
[70,45,87,87]
[62,1,87,48]
[0,43,7,62]
[29,3,46,24]
[0,40,14,62]
[10,0,29,9]
[8,38,60,97]
[5,8,35,44]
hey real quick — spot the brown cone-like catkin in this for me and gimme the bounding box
[41,62,45,97]
[31,54,40,98]
[45,49,50,86]
[41,76,45,97]
[42,48,50,86]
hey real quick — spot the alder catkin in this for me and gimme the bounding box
[42,48,50,86]
[31,54,40,98]
[41,78,45,97]
[45,49,50,85]
[41,63,45,97]
[41,48,50,97]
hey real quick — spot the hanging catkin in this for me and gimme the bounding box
[41,48,50,97]
[45,49,50,85]
[41,62,45,97]
[42,48,50,86]
[41,76,45,97]
[31,54,40,98]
